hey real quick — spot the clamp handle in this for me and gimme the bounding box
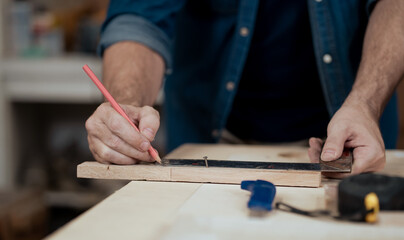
[241,180,276,211]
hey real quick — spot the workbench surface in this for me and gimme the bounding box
[47,151,404,240]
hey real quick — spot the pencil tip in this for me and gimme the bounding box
[151,148,162,164]
[154,153,162,164]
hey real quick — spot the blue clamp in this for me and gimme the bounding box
[241,180,276,211]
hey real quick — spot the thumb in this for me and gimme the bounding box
[321,128,348,161]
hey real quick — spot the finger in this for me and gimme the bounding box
[138,106,160,142]
[309,137,323,150]
[86,106,151,155]
[308,138,323,162]
[88,135,108,164]
[90,137,149,165]
[322,145,383,179]
[352,145,385,173]
[97,128,156,162]
[322,157,364,179]
[89,135,154,163]
[321,126,350,161]
[103,107,151,152]
[308,138,323,163]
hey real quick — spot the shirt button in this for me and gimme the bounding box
[323,54,333,64]
[240,27,249,37]
[212,129,220,138]
[226,81,235,91]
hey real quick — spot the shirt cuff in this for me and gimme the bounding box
[98,14,173,74]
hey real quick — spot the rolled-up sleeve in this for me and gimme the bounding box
[98,0,186,73]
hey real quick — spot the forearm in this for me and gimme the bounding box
[102,41,165,106]
[344,0,404,119]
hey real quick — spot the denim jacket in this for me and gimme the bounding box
[99,0,398,151]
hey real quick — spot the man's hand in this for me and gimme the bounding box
[85,41,164,164]
[308,103,385,178]
[86,103,160,164]
[309,0,404,178]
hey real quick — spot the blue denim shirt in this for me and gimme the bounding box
[99,0,398,151]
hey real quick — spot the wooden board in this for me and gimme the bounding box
[52,151,404,240]
[77,144,321,187]
[47,181,404,240]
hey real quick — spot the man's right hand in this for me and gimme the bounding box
[85,102,160,164]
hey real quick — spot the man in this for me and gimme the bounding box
[85,0,404,178]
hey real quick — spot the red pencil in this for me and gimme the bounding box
[82,64,161,163]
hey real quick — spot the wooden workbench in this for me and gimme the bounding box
[46,151,404,240]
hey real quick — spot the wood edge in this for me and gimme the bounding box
[170,167,321,187]
[77,161,171,181]
[77,162,321,187]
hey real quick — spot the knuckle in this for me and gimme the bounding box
[109,117,122,133]
[93,152,106,164]
[108,136,121,149]
[132,139,146,151]
[95,104,106,115]
[328,121,348,134]
[143,106,153,112]
[143,106,160,118]
[85,117,95,132]
[99,102,110,110]
[126,132,144,147]
[98,148,112,160]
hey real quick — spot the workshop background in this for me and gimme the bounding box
[0,0,403,239]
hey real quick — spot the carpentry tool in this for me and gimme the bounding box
[276,173,404,223]
[82,64,161,163]
[241,180,276,216]
[162,149,352,173]
[338,173,404,221]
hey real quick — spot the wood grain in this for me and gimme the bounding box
[53,150,404,240]
[165,144,310,162]
[78,144,321,187]
[47,180,404,240]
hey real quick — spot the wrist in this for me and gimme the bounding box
[342,92,381,121]
[103,41,164,108]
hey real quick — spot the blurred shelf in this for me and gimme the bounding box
[1,55,103,103]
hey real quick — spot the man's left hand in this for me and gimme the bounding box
[308,103,386,178]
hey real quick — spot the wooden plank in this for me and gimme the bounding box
[78,162,320,187]
[46,180,404,240]
[46,181,202,240]
[169,167,320,186]
[77,161,171,181]
[78,144,321,187]
[160,184,404,240]
[165,144,311,162]
[55,151,404,240]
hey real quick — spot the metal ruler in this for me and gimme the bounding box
[162,149,352,173]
